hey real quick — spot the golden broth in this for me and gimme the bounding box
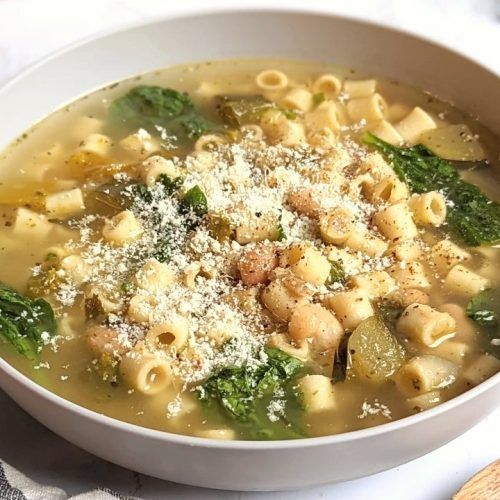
[0,59,499,440]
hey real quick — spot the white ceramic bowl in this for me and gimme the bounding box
[0,8,499,491]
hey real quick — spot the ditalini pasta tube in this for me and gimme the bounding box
[373,202,418,241]
[431,240,471,274]
[146,316,189,352]
[326,289,374,331]
[346,93,388,123]
[343,79,376,98]
[443,265,490,297]
[409,192,447,226]
[297,374,336,413]
[397,303,456,347]
[312,74,342,97]
[394,107,436,144]
[120,350,172,395]
[395,355,458,397]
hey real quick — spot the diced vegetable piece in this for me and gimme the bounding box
[348,315,406,382]
[216,95,273,127]
[326,260,346,288]
[419,124,485,161]
[207,215,233,243]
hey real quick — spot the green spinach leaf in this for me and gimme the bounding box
[179,185,208,229]
[108,85,217,142]
[0,283,57,360]
[199,347,305,439]
[467,289,499,327]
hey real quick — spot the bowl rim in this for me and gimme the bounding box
[0,5,499,450]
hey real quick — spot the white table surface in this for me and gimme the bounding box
[0,1,499,498]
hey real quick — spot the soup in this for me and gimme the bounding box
[0,59,499,441]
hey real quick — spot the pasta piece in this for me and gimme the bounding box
[194,134,226,152]
[142,156,180,187]
[281,88,313,112]
[385,288,430,308]
[438,303,477,343]
[71,116,103,141]
[102,210,143,245]
[369,120,403,145]
[267,333,310,362]
[344,229,388,258]
[297,375,336,413]
[260,110,305,147]
[397,303,456,347]
[261,278,310,322]
[431,240,471,274]
[288,303,344,352]
[461,354,500,386]
[78,133,112,156]
[286,244,331,286]
[406,390,441,412]
[120,350,172,395]
[346,94,387,123]
[373,202,418,241]
[326,247,363,276]
[45,188,85,218]
[120,129,157,158]
[367,177,409,205]
[431,340,472,365]
[135,259,176,292]
[305,101,341,133]
[395,355,458,397]
[343,79,376,98]
[409,192,447,226]
[196,428,236,440]
[312,74,342,98]
[358,152,396,182]
[255,70,288,91]
[235,216,279,245]
[12,207,54,238]
[127,293,157,323]
[443,265,490,297]
[146,316,189,352]
[85,286,124,314]
[394,107,436,144]
[386,103,412,123]
[388,262,431,289]
[307,127,337,150]
[60,255,88,286]
[387,240,422,262]
[241,124,264,142]
[319,207,355,245]
[349,271,396,299]
[326,289,374,331]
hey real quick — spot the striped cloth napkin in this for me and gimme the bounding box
[0,460,138,500]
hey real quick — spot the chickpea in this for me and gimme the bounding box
[237,244,278,286]
[86,325,129,357]
[288,303,344,352]
[286,188,321,218]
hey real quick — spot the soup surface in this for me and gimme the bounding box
[0,59,499,440]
